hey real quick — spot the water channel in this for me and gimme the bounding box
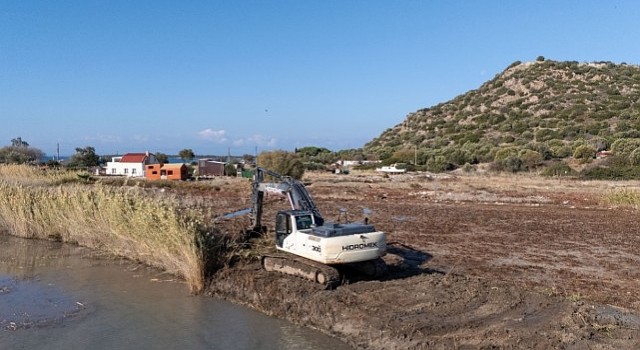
[0,235,351,350]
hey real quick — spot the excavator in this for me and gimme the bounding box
[248,167,387,288]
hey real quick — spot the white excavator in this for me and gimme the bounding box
[249,167,387,288]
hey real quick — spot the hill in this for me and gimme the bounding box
[364,59,640,174]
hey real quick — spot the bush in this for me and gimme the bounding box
[629,148,640,165]
[257,150,305,179]
[611,138,640,155]
[519,150,544,169]
[426,156,452,173]
[551,145,572,159]
[494,147,519,162]
[580,165,640,180]
[541,162,576,177]
[224,164,237,176]
[573,145,596,163]
[501,156,523,173]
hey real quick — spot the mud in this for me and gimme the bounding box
[206,173,640,349]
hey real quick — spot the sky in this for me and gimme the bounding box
[1,1,639,156]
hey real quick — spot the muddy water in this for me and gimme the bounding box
[0,235,351,350]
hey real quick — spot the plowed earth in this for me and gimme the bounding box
[206,172,640,349]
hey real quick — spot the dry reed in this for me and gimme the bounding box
[0,165,211,293]
[602,188,640,209]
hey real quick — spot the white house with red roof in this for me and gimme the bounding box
[106,152,158,177]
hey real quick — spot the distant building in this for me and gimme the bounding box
[145,163,189,181]
[596,151,614,159]
[376,164,406,174]
[106,152,158,177]
[198,159,226,177]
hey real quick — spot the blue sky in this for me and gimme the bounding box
[1,1,638,156]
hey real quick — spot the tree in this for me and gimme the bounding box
[296,146,331,158]
[155,152,169,165]
[426,155,451,173]
[67,146,100,168]
[0,138,44,164]
[536,55,545,62]
[257,150,305,179]
[242,154,255,164]
[11,137,29,147]
[224,164,237,176]
[179,149,195,162]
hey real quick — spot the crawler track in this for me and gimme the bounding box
[261,254,342,289]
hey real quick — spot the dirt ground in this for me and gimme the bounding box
[206,171,640,349]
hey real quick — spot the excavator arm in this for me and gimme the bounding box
[249,167,324,232]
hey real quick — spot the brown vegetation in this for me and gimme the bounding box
[209,170,640,349]
[0,165,214,293]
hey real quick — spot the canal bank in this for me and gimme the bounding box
[0,235,351,350]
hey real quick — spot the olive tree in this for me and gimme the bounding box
[155,152,169,164]
[257,150,305,179]
[179,148,195,162]
[66,146,100,168]
[0,137,44,164]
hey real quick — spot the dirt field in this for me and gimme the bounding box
[206,171,640,349]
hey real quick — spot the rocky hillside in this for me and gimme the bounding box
[364,59,640,173]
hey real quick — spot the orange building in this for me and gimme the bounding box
[145,163,190,181]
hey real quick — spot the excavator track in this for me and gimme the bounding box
[261,254,342,289]
[343,257,388,279]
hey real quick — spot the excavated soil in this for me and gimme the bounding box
[206,172,640,349]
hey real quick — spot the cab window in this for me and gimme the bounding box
[295,215,313,230]
[276,213,291,234]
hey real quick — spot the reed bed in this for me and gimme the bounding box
[602,188,640,209]
[0,165,222,293]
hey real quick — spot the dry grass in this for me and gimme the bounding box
[0,164,80,186]
[602,188,640,209]
[0,164,223,293]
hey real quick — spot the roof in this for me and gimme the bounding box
[120,153,148,163]
[161,163,187,169]
[200,159,226,164]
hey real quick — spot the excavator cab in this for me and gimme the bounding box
[275,210,315,247]
[275,212,291,248]
[251,167,386,288]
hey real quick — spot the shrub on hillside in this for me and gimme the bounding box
[611,138,640,155]
[580,165,640,180]
[551,145,573,159]
[541,162,576,177]
[519,150,544,169]
[490,155,523,173]
[426,156,453,173]
[628,148,640,165]
[573,145,596,163]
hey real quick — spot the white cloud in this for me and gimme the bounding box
[198,128,227,143]
[79,134,124,143]
[233,134,277,147]
[132,135,149,143]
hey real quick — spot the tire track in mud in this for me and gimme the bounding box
[205,176,640,347]
[207,258,640,349]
